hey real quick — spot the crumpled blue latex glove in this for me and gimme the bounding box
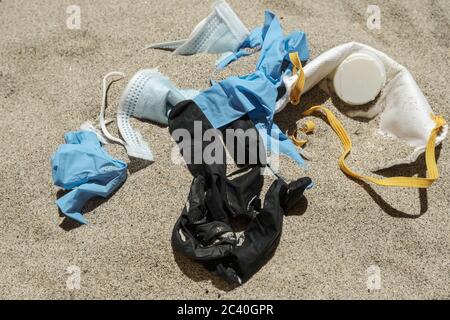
[195,11,310,167]
[51,130,128,224]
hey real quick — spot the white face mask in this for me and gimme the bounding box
[99,70,199,161]
[146,0,249,55]
[279,42,448,170]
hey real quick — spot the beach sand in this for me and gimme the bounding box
[0,0,449,299]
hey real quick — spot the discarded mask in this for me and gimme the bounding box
[146,0,249,56]
[285,42,447,188]
[51,130,128,224]
[99,70,199,161]
[169,99,312,284]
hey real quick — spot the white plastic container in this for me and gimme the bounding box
[333,51,386,105]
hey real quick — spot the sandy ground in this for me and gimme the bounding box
[0,0,449,299]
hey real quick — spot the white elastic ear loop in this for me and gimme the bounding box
[100,71,126,145]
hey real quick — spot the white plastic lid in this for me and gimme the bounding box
[333,52,386,105]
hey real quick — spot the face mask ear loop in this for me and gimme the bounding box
[100,71,126,146]
[289,52,305,106]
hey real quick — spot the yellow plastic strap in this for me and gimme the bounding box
[289,52,305,105]
[300,120,316,134]
[288,120,315,147]
[290,135,308,148]
[303,106,446,188]
[288,51,446,188]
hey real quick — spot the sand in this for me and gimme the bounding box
[0,0,449,299]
